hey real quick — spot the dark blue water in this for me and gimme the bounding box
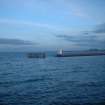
[0,52,105,105]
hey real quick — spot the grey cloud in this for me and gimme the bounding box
[93,23,105,33]
[83,31,89,35]
[81,23,105,35]
[56,35,74,39]
[56,34,96,42]
[55,22,105,49]
[56,34,105,49]
[0,38,36,45]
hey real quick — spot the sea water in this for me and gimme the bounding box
[0,52,105,105]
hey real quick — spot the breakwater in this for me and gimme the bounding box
[56,50,105,57]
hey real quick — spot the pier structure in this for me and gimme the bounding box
[57,49,105,57]
[27,52,46,58]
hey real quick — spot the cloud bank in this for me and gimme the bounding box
[0,38,35,45]
[55,23,105,49]
[93,23,105,34]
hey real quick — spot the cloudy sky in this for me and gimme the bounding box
[0,0,105,51]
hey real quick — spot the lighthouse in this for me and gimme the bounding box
[59,49,63,55]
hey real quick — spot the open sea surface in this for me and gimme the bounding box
[0,52,105,105]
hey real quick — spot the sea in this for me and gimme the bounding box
[0,52,105,105]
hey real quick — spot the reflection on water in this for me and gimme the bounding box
[0,52,105,105]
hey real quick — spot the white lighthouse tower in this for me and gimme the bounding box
[59,49,63,55]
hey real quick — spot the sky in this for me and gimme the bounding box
[0,0,105,51]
